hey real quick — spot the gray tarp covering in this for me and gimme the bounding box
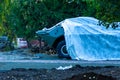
[62,17,120,60]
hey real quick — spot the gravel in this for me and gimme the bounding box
[0,65,119,80]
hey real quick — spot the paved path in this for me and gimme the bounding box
[0,60,120,70]
[0,49,120,70]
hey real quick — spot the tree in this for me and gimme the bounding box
[1,0,120,40]
[5,0,87,39]
[94,0,120,23]
[0,0,12,36]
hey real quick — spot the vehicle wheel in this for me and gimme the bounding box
[56,40,70,59]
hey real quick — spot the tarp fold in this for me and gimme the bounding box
[62,17,120,60]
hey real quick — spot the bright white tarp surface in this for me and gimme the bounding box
[62,17,120,60]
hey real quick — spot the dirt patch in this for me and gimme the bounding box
[0,65,119,80]
[65,72,115,80]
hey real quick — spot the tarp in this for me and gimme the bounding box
[62,17,120,60]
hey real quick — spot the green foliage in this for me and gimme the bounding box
[4,0,87,39]
[94,0,120,22]
[0,0,120,40]
[0,0,11,36]
[83,0,120,28]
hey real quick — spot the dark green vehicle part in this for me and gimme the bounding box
[36,23,70,58]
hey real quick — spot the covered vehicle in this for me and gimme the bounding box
[36,17,120,60]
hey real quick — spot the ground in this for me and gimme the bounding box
[0,49,120,80]
[0,65,120,80]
